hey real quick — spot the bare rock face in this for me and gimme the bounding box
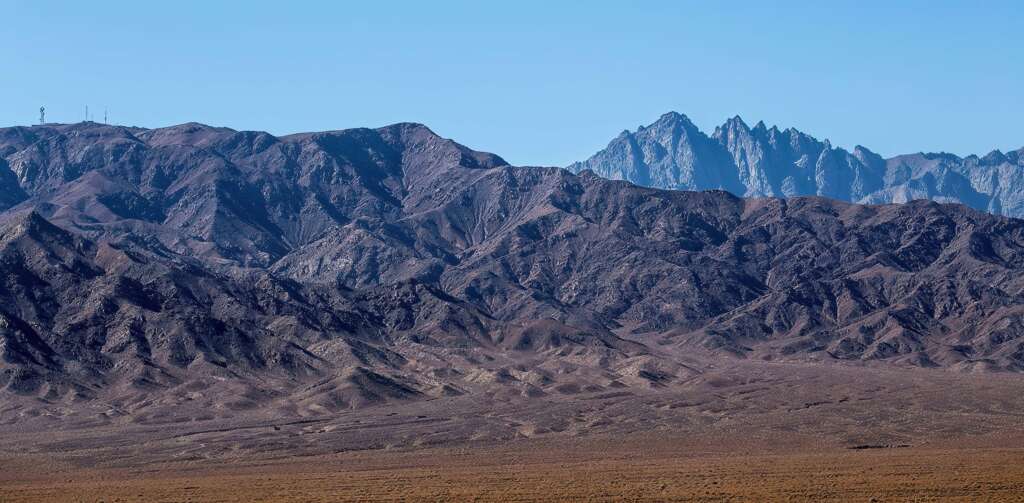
[2,120,1024,417]
[571,112,1024,216]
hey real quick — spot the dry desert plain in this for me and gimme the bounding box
[3,360,1024,501]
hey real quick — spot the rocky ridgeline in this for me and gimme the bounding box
[1,120,1024,411]
[570,112,1024,217]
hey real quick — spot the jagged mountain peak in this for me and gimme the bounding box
[853,144,874,155]
[726,114,748,126]
[568,111,740,191]
[572,112,1024,214]
[982,149,1007,165]
[654,110,693,123]
[635,111,700,136]
[715,115,751,137]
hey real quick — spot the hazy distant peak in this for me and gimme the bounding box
[570,111,1024,212]
[657,110,691,123]
[982,149,1007,165]
[719,115,750,132]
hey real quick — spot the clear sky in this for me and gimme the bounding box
[2,1,1021,166]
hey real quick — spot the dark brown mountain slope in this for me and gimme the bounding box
[2,121,1024,422]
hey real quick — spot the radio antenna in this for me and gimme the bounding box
[39,106,45,125]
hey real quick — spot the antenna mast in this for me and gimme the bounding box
[104,107,108,124]
[39,106,45,125]
[85,105,89,123]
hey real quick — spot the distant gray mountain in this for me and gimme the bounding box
[569,112,1024,217]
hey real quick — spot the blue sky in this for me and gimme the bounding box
[2,1,1021,166]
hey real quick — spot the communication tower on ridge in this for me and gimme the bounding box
[39,106,45,125]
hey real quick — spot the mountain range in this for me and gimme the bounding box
[569,112,1024,217]
[2,120,1024,419]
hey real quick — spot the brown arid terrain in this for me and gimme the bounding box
[4,441,1024,502]
[3,121,1024,501]
[4,359,1024,501]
